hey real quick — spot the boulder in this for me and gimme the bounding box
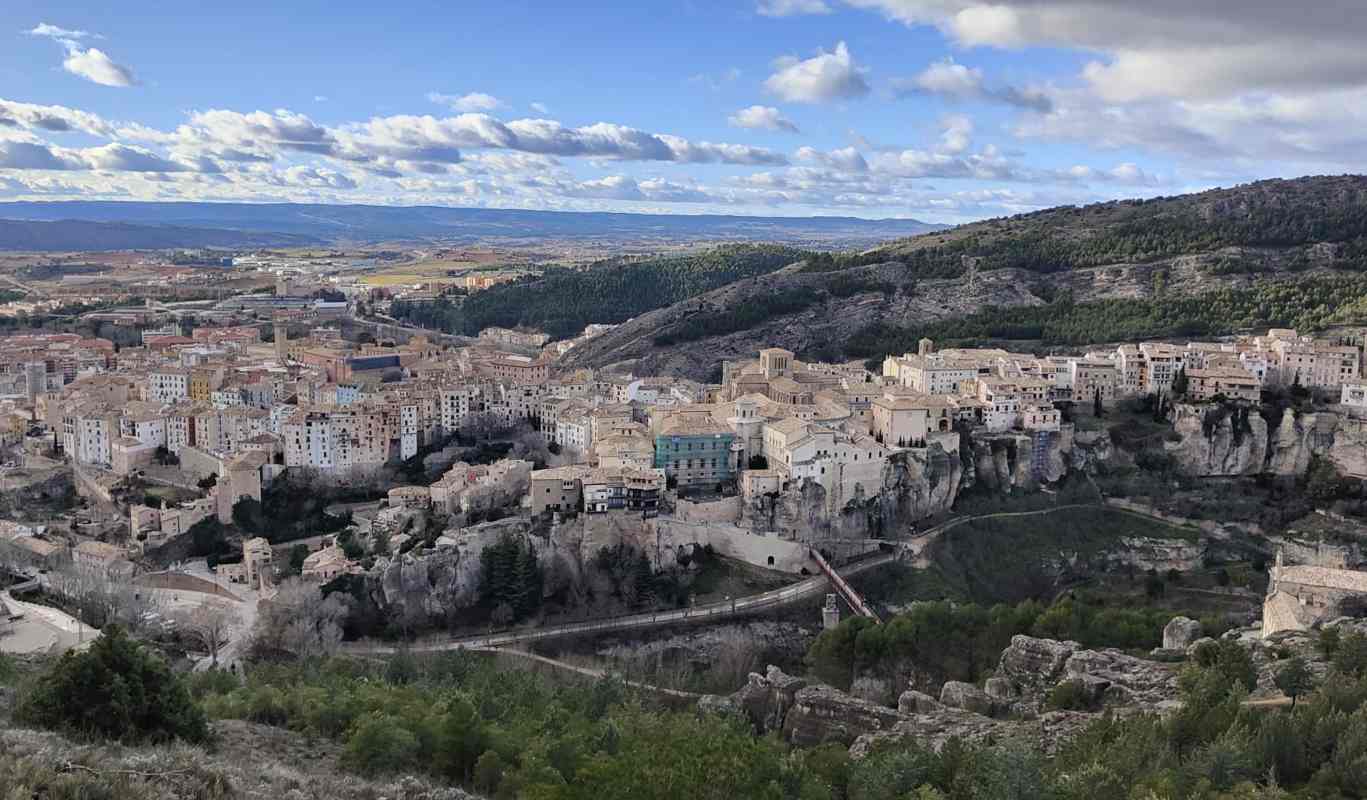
[729,666,809,734]
[995,635,1081,695]
[1163,616,1204,651]
[983,676,1017,703]
[896,690,942,715]
[1063,648,1178,709]
[780,685,906,747]
[939,681,994,716]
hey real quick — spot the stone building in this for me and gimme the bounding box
[1263,549,1367,637]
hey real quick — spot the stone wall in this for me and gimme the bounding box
[674,495,742,524]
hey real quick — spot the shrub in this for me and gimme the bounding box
[1048,679,1097,711]
[16,625,208,743]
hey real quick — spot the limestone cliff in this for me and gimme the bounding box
[742,443,962,542]
[1168,403,1367,479]
[371,517,579,620]
[1165,403,1268,476]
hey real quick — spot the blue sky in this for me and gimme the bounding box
[2,1,1364,222]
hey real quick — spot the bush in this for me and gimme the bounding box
[1048,679,1097,711]
[16,625,208,743]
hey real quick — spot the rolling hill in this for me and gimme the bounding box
[560,176,1367,378]
[0,218,324,251]
[0,201,942,248]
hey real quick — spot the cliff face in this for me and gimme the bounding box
[742,444,962,542]
[371,517,580,620]
[1167,404,1367,479]
[1165,403,1268,477]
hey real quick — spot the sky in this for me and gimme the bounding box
[1,0,1365,224]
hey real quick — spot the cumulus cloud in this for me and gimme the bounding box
[61,47,137,87]
[843,1,1367,102]
[756,0,831,16]
[728,105,800,133]
[764,42,870,104]
[893,57,1051,111]
[795,145,868,172]
[427,92,504,112]
[530,102,550,114]
[28,22,137,87]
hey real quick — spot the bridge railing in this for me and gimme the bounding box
[348,553,894,653]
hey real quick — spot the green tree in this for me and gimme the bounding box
[344,712,419,776]
[1333,631,1367,677]
[1274,656,1314,707]
[16,625,208,743]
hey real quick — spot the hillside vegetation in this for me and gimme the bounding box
[564,176,1367,378]
[391,244,807,340]
[844,274,1367,360]
[850,174,1367,279]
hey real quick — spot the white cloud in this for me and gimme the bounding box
[530,102,550,114]
[795,145,868,172]
[843,1,1367,102]
[61,47,137,87]
[26,23,95,40]
[756,0,831,16]
[427,92,505,112]
[728,105,800,133]
[938,114,972,154]
[764,42,870,104]
[27,23,137,87]
[892,58,1051,111]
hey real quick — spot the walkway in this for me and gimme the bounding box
[810,549,881,622]
[346,552,895,655]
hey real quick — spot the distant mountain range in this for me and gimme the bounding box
[0,201,943,251]
[0,219,325,252]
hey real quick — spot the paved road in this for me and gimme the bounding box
[346,553,896,655]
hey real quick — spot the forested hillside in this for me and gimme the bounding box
[840,174,1367,279]
[844,275,1367,360]
[565,176,1367,378]
[390,244,806,340]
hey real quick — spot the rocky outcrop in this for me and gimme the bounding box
[743,445,962,542]
[939,681,994,715]
[1061,648,1180,709]
[729,666,810,734]
[1163,616,1204,651]
[896,690,942,715]
[995,635,1079,697]
[992,635,1179,714]
[1166,403,1268,477]
[1168,405,1367,480]
[371,517,577,619]
[969,428,1072,493]
[782,685,907,747]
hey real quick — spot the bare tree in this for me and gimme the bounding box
[48,565,164,634]
[460,412,509,443]
[251,578,349,660]
[175,599,236,666]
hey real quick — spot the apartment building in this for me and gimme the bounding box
[148,368,191,404]
[1186,367,1261,403]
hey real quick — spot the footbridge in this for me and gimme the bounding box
[809,549,881,623]
[345,550,896,655]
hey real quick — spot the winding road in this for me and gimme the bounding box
[345,552,896,655]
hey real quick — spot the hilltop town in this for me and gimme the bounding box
[5,258,1367,665]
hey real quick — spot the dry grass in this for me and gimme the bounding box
[0,722,478,800]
